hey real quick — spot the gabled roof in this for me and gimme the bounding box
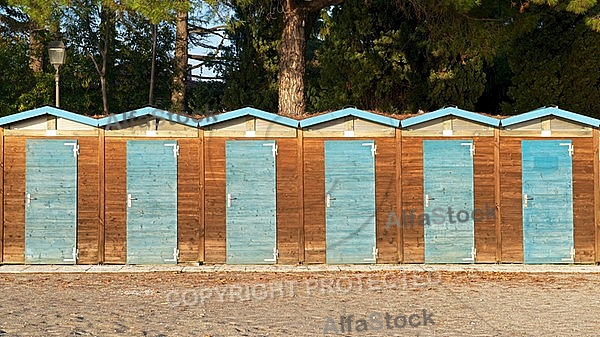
[401,107,500,128]
[299,107,400,128]
[199,107,298,128]
[501,106,600,127]
[0,106,99,127]
[97,106,198,128]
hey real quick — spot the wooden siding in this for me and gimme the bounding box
[499,136,595,263]
[401,136,496,263]
[303,139,326,263]
[104,138,127,263]
[401,137,424,263]
[375,138,398,263]
[473,137,497,263]
[0,128,3,262]
[204,137,301,264]
[77,137,101,263]
[178,138,202,262]
[303,137,397,264]
[204,137,226,263]
[3,137,25,262]
[276,138,301,264]
[572,137,595,263]
[2,136,100,264]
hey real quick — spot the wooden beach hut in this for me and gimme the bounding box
[299,108,401,264]
[97,107,201,264]
[499,106,600,264]
[200,107,300,264]
[0,106,102,264]
[401,107,500,264]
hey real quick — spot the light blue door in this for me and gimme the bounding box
[25,140,78,264]
[522,140,574,264]
[325,141,376,264]
[226,141,277,264]
[126,140,178,264]
[423,140,475,263]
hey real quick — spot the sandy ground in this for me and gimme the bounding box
[0,269,598,336]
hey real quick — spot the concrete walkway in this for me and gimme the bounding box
[0,263,599,273]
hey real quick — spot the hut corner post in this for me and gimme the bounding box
[98,128,106,264]
[395,129,403,263]
[594,129,599,264]
[199,129,205,263]
[0,127,4,264]
[494,128,502,263]
[298,129,305,264]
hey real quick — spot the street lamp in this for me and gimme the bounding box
[48,38,66,107]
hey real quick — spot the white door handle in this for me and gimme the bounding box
[227,194,237,208]
[425,194,435,208]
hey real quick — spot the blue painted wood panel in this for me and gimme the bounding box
[522,140,573,264]
[126,141,178,264]
[25,140,78,264]
[226,141,277,264]
[324,141,376,264]
[423,140,475,263]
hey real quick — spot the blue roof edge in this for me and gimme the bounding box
[299,108,400,128]
[199,107,299,128]
[401,107,500,128]
[501,106,600,127]
[97,106,198,128]
[0,106,99,127]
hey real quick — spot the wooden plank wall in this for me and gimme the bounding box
[2,136,101,264]
[302,138,398,263]
[303,139,325,263]
[276,138,301,264]
[204,137,301,264]
[499,138,522,262]
[77,137,101,263]
[401,136,497,263]
[3,137,25,263]
[375,138,398,263]
[177,138,202,262]
[204,137,226,263]
[571,137,595,263]
[500,137,596,263]
[401,137,424,263]
[473,137,497,263]
[104,138,127,263]
[0,128,4,262]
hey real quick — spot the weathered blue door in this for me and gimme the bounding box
[423,140,475,263]
[324,140,377,264]
[226,141,277,264]
[126,140,178,264]
[522,140,574,264]
[25,140,78,264]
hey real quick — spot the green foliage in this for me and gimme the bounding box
[0,38,38,114]
[503,6,600,116]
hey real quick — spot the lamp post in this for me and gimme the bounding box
[48,39,66,107]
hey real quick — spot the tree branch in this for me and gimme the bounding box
[301,0,344,12]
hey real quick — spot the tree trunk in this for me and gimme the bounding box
[172,8,188,114]
[99,6,113,114]
[278,3,306,117]
[28,22,43,73]
[149,24,158,106]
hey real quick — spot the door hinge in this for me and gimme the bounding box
[264,247,278,262]
[63,247,78,263]
[462,247,476,262]
[64,142,79,157]
[461,142,475,157]
[363,247,378,262]
[263,143,277,157]
[164,143,179,157]
[362,143,377,157]
[164,247,179,263]
[559,143,574,157]
[561,247,575,262]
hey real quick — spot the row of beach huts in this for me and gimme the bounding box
[0,104,598,265]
